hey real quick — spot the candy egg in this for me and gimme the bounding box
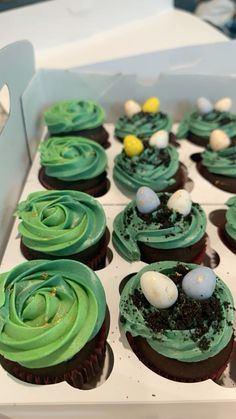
[140,271,178,309]
[124,100,142,119]
[167,189,192,216]
[214,97,232,112]
[149,130,169,149]
[197,97,213,115]
[182,267,216,300]
[209,129,230,151]
[142,97,160,113]
[124,135,144,157]
[136,187,160,214]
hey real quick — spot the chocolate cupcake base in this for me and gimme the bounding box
[38,167,109,198]
[138,234,207,264]
[197,162,236,193]
[51,126,110,149]
[219,227,236,254]
[187,132,236,148]
[0,317,108,388]
[20,228,110,270]
[126,332,234,382]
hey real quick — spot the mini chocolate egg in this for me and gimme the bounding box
[149,130,169,149]
[124,100,142,119]
[136,187,160,214]
[214,97,232,113]
[197,97,213,115]
[124,135,144,157]
[182,267,216,300]
[167,189,192,216]
[140,271,178,309]
[209,129,230,151]
[142,97,160,113]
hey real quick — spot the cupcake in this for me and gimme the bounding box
[177,96,236,146]
[112,188,207,263]
[44,99,110,148]
[113,134,185,194]
[0,259,108,388]
[16,190,109,269]
[39,136,108,197]
[196,129,236,193]
[115,97,174,143]
[219,196,236,253]
[120,261,234,382]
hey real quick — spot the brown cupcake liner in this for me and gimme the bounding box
[218,227,236,255]
[197,161,236,193]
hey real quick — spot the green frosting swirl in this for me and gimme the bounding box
[40,136,107,181]
[120,261,234,362]
[201,146,236,177]
[113,145,179,192]
[16,190,106,256]
[44,100,106,135]
[115,111,172,140]
[112,193,207,262]
[0,259,106,368]
[177,110,236,140]
[225,196,236,242]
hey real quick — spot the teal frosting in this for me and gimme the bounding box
[40,136,107,181]
[0,259,106,368]
[201,146,236,177]
[225,196,236,242]
[120,261,234,362]
[115,111,172,140]
[44,100,106,135]
[16,190,106,256]
[112,193,207,262]
[177,110,236,140]
[113,145,180,192]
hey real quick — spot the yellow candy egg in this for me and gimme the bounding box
[142,97,160,113]
[124,135,144,157]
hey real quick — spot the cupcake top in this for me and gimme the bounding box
[115,97,172,141]
[16,190,106,256]
[177,97,236,140]
[225,196,236,243]
[201,130,236,178]
[44,100,106,135]
[112,189,207,262]
[40,137,107,181]
[113,134,179,192]
[120,261,234,362]
[0,259,106,368]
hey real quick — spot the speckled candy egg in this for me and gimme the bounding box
[124,100,142,119]
[182,266,216,300]
[214,97,232,113]
[149,130,169,149]
[124,135,144,157]
[209,129,230,151]
[136,187,160,214]
[140,271,178,309]
[142,97,160,113]
[197,97,213,115]
[167,189,192,216]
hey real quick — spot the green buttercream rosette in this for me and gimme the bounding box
[16,190,106,256]
[225,196,236,242]
[0,259,106,368]
[44,100,106,135]
[40,136,107,181]
[201,146,236,177]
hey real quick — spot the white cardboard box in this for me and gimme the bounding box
[1,41,236,419]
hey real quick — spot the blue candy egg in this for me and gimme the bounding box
[197,97,213,115]
[182,267,216,300]
[136,187,160,214]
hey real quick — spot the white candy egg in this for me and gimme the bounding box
[149,130,169,149]
[209,129,230,151]
[140,271,178,309]
[124,100,142,119]
[214,97,232,112]
[197,97,213,115]
[167,189,192,216]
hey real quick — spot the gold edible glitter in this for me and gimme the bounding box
[51,287,57,296]
[41,272,49,279]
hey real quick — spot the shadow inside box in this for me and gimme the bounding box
[202,236,220,269]
[215,342,236,388]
